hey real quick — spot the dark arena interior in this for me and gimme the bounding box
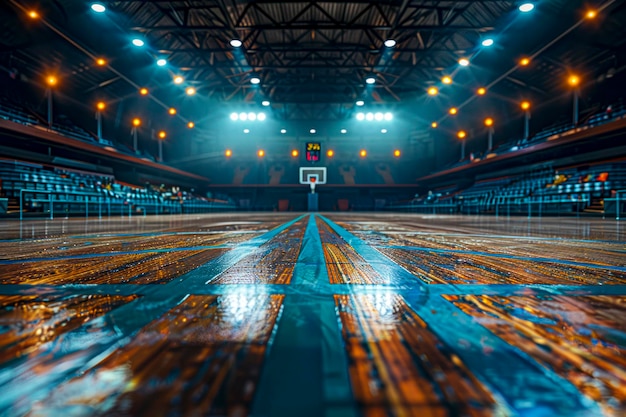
[1,1,626,416]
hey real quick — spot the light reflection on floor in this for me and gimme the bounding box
[0,212,624,416]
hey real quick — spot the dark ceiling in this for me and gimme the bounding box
[0,0,625,126]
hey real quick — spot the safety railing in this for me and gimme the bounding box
[603,189,626,220]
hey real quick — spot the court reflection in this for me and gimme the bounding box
[29,291,283,416]
[335,293,497,416]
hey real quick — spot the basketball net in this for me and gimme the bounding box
[309,177,316,193]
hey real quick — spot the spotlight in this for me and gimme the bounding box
[484,117,494,127]
[327,150,334,157]
[427,86,439,96]
[262,100,270,106]
[250,77,261,85]
[186,87,196,96]
[156,58,167,67]
[187,121,195,129]
[243,129,250,134]
[360,149,367,158]
[280,129,287,134]
[230,39,243,48]
[442,76,452,85]
[173,76,184,84]
[477,87,487,96]
[291,150,299,157]
[384,112,393,121]
[139,87,149,95]
[586,10,597,19]
[257,112,267,121]
[521,101,531,110]
[257,149,265,157]
[394,150,401,157]
[230,112,239,121]
[519,3,535,13]
[356,112,365,121]
[225,149,232,157]
[481,38,494,47]
[168,108,177,115]
[158,131,166,139]
[449,107,458,115]
[365,77,376,85]
[239,112,248,121]
[519,57,531,66]
[458,58,470,67]
[96,58,107,66]
[356,100,365,106]
[132,38,145,47]
[96,101,106,111]
[132,118,141,127]
[366,112,374,121]
[381,128,387,134]
[46,76,58,87]
[384,39,396,48]
[310,129,316,134]
[568,74,581,87]
[90,3,106,13]
[248,112,257,121]
[374,112,384,121]
[431,122,438,128]
[340,129,347,134]
[28,10,39,19]
[457,130,466,139]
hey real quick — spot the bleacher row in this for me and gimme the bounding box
[399,162,626,216]
[0,159,236,217]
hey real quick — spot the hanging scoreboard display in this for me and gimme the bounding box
[306,142,321,162]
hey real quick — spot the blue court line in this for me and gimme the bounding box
[380,245,626,272]
[0,245,232,264]
[319,215,603,416]
[0,214,307,415]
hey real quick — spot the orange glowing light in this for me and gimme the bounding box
[427,86,439,96]
[519,57,531,66]
[132,118,141,127]
[442,76,452,85]
[394,149,401,157]
[187,121,195,129]
[173,76,184,84]
[327,149,334,157]
[449,107,458,115]
[168,108,177,115]
[258,149,265,158]
[96,101,106,111]
[484,117,494,127]
[158,131,166,139]
[139,87,149,95]
[360,149,367,158]
[568,74,581,87]
[96,58,107,66]
[521,101,531,111]
[225,149,232,157]
[586,10,597,19]
[28,10,39,19]
[291,149,299,157]
[46,76,58,87]
[477,87,487,96]
[457,130,467,139]
[431,122,438,128]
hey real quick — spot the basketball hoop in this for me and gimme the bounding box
[299,167,326,195]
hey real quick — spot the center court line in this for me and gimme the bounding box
[318,214,603,416]
[0,214,306,416]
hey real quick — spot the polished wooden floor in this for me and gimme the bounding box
[0,213,624,417]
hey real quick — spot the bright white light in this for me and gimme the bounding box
[482,38,494,47]
[384,112,393,121]
[519,3,534,12]
[156,58,167,66]
[91,3,106,13]
[366,112,374,121]
[239,112,248,121]
[384,39,396,48]
[132,38,145,47]
[257,112,266,121]
[356,100,365,106]
[459,58,470,67]
[248,112,257,121]
[230,112,239,121]
[374,112,384,121]
[310,129,316,134]
[365,77,376,85]
[261,100,270,106]
[186,87,196,96]
[340,129,347,134]
[230,39,243,48]
[356,112,365,121]
[243,129,250,134]
[381,129,388,134]
[250,77,261,85]
[280,129,287,134]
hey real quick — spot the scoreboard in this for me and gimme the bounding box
[306,142,321,162]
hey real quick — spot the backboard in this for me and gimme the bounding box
[299,167,326,193]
